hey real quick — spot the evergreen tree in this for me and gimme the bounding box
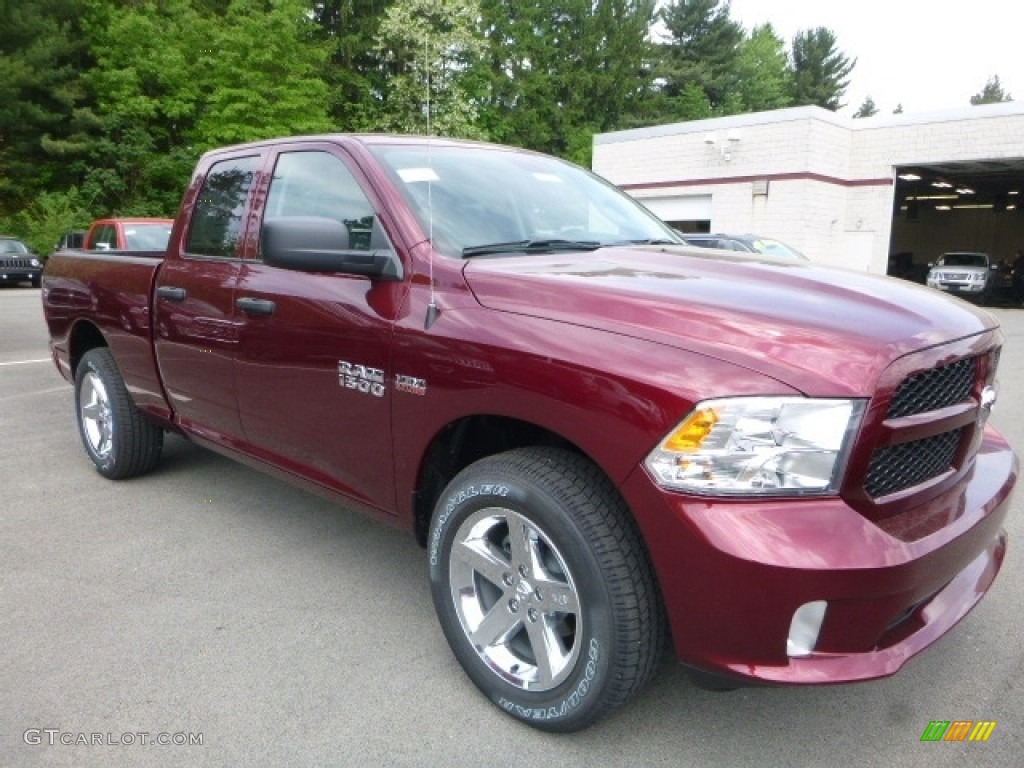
[0,0,91,217]
[971,75,1012,105]
[478,1,656,163]
[655,0,744,118]
[734,23,792,113]
[790,27,855,111]
[312,0,394,131]
[853,95,878,118]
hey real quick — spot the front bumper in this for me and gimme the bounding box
[927,279,988,297]
[0,265,42,284]
[623,427,1016,685]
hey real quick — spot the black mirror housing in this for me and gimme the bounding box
[261,217,401,280]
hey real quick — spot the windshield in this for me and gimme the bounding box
[0,239,30,255]
[745,237,807,260]
[939,253,987,268]
[368,144,682,258]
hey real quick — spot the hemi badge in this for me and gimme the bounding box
[395,374,427,396]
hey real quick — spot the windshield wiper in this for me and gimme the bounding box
[462,239,602,258]
[609,238,681,246]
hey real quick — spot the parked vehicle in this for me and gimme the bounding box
[926,251,997,304]
[41,135,1016,732]
[680,232,808,260]
[54,230,87,252]
[84,217,174,251]
[0,236,44,287]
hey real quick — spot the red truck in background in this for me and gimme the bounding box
[84,217,174,251]
[41,134,1017,732]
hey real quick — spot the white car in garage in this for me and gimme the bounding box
[926,251,996,304]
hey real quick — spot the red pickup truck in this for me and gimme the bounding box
[83,217,174,251]
[42,135,1016,731]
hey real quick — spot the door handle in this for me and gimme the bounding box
[156,286,187,301]
[236,297,276,316]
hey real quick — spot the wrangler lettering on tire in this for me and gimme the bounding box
[428,446,664,732]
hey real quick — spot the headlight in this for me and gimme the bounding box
[644,397,865,495]
[31,258,42,268]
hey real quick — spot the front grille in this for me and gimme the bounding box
[885,357,974,419]
[0,258,34,269]
[864,428,963,498]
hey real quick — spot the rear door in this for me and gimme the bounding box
[153,154,263,444]
[232,144,407,511]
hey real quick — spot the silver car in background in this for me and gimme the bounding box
[926,251,996,304]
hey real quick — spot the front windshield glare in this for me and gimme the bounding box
[369,144,682,258]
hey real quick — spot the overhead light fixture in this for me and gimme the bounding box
[936,205,952,211]
[932,181,953,189]
[956,187,975,195]
[898,173,921,181]
[908,194,958,201]
[1009,191,1020,196]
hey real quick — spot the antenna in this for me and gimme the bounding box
[424,35,440,330]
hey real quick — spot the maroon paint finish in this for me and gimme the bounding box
[40,134,1017,688]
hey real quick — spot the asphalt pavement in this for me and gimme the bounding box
[1,286,1021,767]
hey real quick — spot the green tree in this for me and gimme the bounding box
[734,23,792,113]
[853,95,878,118]
[790,27,855,111]
[655,0,744,119]
[374,0,487,138]
[893,103,904,114]
[191,0,333,148]
[478,0,657,163]
[312,0,394,131]
[970,75,1012,105]
[0,0,91,217]
[76,0,207,214]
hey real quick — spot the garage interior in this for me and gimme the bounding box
[890,159,1024,289]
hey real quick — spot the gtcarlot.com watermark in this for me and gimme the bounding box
[24,729,203,747]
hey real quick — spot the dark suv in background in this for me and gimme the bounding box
[0,236,43,288]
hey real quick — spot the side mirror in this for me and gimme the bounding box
[261,216,401,280]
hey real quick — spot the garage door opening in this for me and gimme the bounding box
[890,160,1024,293]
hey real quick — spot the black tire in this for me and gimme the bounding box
[31,274,41,288]
[74,348,163,479]
[428,446,664,732]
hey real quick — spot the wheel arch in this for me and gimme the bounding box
[412,415,582,547]
[67,319,109,378]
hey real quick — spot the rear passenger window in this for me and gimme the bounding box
[265,151,383,252]
[186,156,260,258]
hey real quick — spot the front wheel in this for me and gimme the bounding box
[428,447,664,732]
[74,348,163,479]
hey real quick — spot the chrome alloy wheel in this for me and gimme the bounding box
[449,507,582,691]
[79,370,113,459]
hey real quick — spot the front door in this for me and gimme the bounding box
[232,147,406,511]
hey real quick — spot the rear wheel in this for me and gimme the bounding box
[428,447,663,732]
[75,348,163,479]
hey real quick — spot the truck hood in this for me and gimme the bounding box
[462,246,997,396]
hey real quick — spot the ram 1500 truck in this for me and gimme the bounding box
[42,135,1017,732]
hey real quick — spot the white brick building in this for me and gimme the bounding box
[593,102,1024,275]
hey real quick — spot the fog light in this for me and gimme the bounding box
[787,600,827,657]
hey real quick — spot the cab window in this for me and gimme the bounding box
[264,151,386,252]
[185,156,260,258]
